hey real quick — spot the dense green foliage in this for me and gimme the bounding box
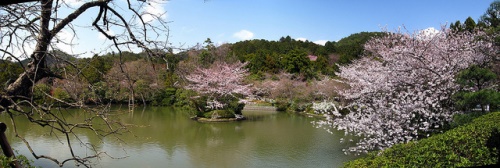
[453,55,500,113]
[334,32,384,65]
[454,89,500,112]
[231,36,327,58]
[465,16,478,32]
[0,154,35,168]
[451,17,478,32]
[79,55,114,84]
[344,112,500,167]
[230,34,381,78]
[231,37,331,78]
[0,60,23,89]
[1,31,379,108]
[480,0,500,28]
[189,95,245,118]
[203,110,235,118]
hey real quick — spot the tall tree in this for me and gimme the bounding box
[480,0,500,28]
[451,20,464,32]
[185,62,252,111]
[314,28,495,154]
[454,65,499,112]
[324,41,337,53]
[0,0,170,166]
[465,16,477,32]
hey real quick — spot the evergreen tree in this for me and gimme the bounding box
[454,65,500,112]
[464,16,477,32]
[480,0,500,28]
[324,41,336,53]
[282,49,311,74]
[451,20,463,32]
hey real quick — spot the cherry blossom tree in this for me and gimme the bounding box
[314,27,495,154]
[185,62,252,111]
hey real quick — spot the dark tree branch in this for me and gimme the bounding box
[0,0,170,166]
[51,0,111,40]
[0,0,39,6]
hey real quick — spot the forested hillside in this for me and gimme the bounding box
[230,33,383,77]
[0,32,382,108]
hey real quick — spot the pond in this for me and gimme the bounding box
[1,106,360,168]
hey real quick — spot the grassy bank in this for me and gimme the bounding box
[344,112,500,167]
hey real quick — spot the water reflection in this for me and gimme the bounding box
[0,107,359,168]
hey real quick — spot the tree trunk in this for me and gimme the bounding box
[5,0,52,98]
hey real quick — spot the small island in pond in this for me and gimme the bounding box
[191,111,246,122]
[184,62,252,122]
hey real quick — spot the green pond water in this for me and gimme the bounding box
[0,106,359,168]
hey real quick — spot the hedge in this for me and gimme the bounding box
[344,112,500,167]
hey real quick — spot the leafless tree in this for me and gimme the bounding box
[0,0,170,167]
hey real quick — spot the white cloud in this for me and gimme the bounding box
[296,37,307,42]
[295,38,328,45]
[142,1,168,23]
[314,40,328,46]
[233,30,254,40]
[54,30,75,54]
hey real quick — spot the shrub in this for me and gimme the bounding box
[288,100,310,113]
[274,99,290,111]
[33,83,51,104]
[447,112,488,129]
[174,89,197,108]
[203,110,235,119]
[227,98,245,115]
[161,87,177,106]
[344,112,500,167]
[52,87,71,102]
[248,71,266,81]
[0,154,35,168]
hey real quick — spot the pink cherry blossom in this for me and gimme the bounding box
[185,62,252,109]
[314,27,495,154]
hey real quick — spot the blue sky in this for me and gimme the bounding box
[40,0,495,57]
[164,0,494,47]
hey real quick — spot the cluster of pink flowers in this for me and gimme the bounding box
[318,28,494,154]
[185,62,252,110]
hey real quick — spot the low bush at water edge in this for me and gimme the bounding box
[344,112,500,167]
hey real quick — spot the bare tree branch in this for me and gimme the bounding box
[0,0,171,166]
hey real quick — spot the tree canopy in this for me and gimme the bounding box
[480,0,500,28]
[314,28,496,153]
